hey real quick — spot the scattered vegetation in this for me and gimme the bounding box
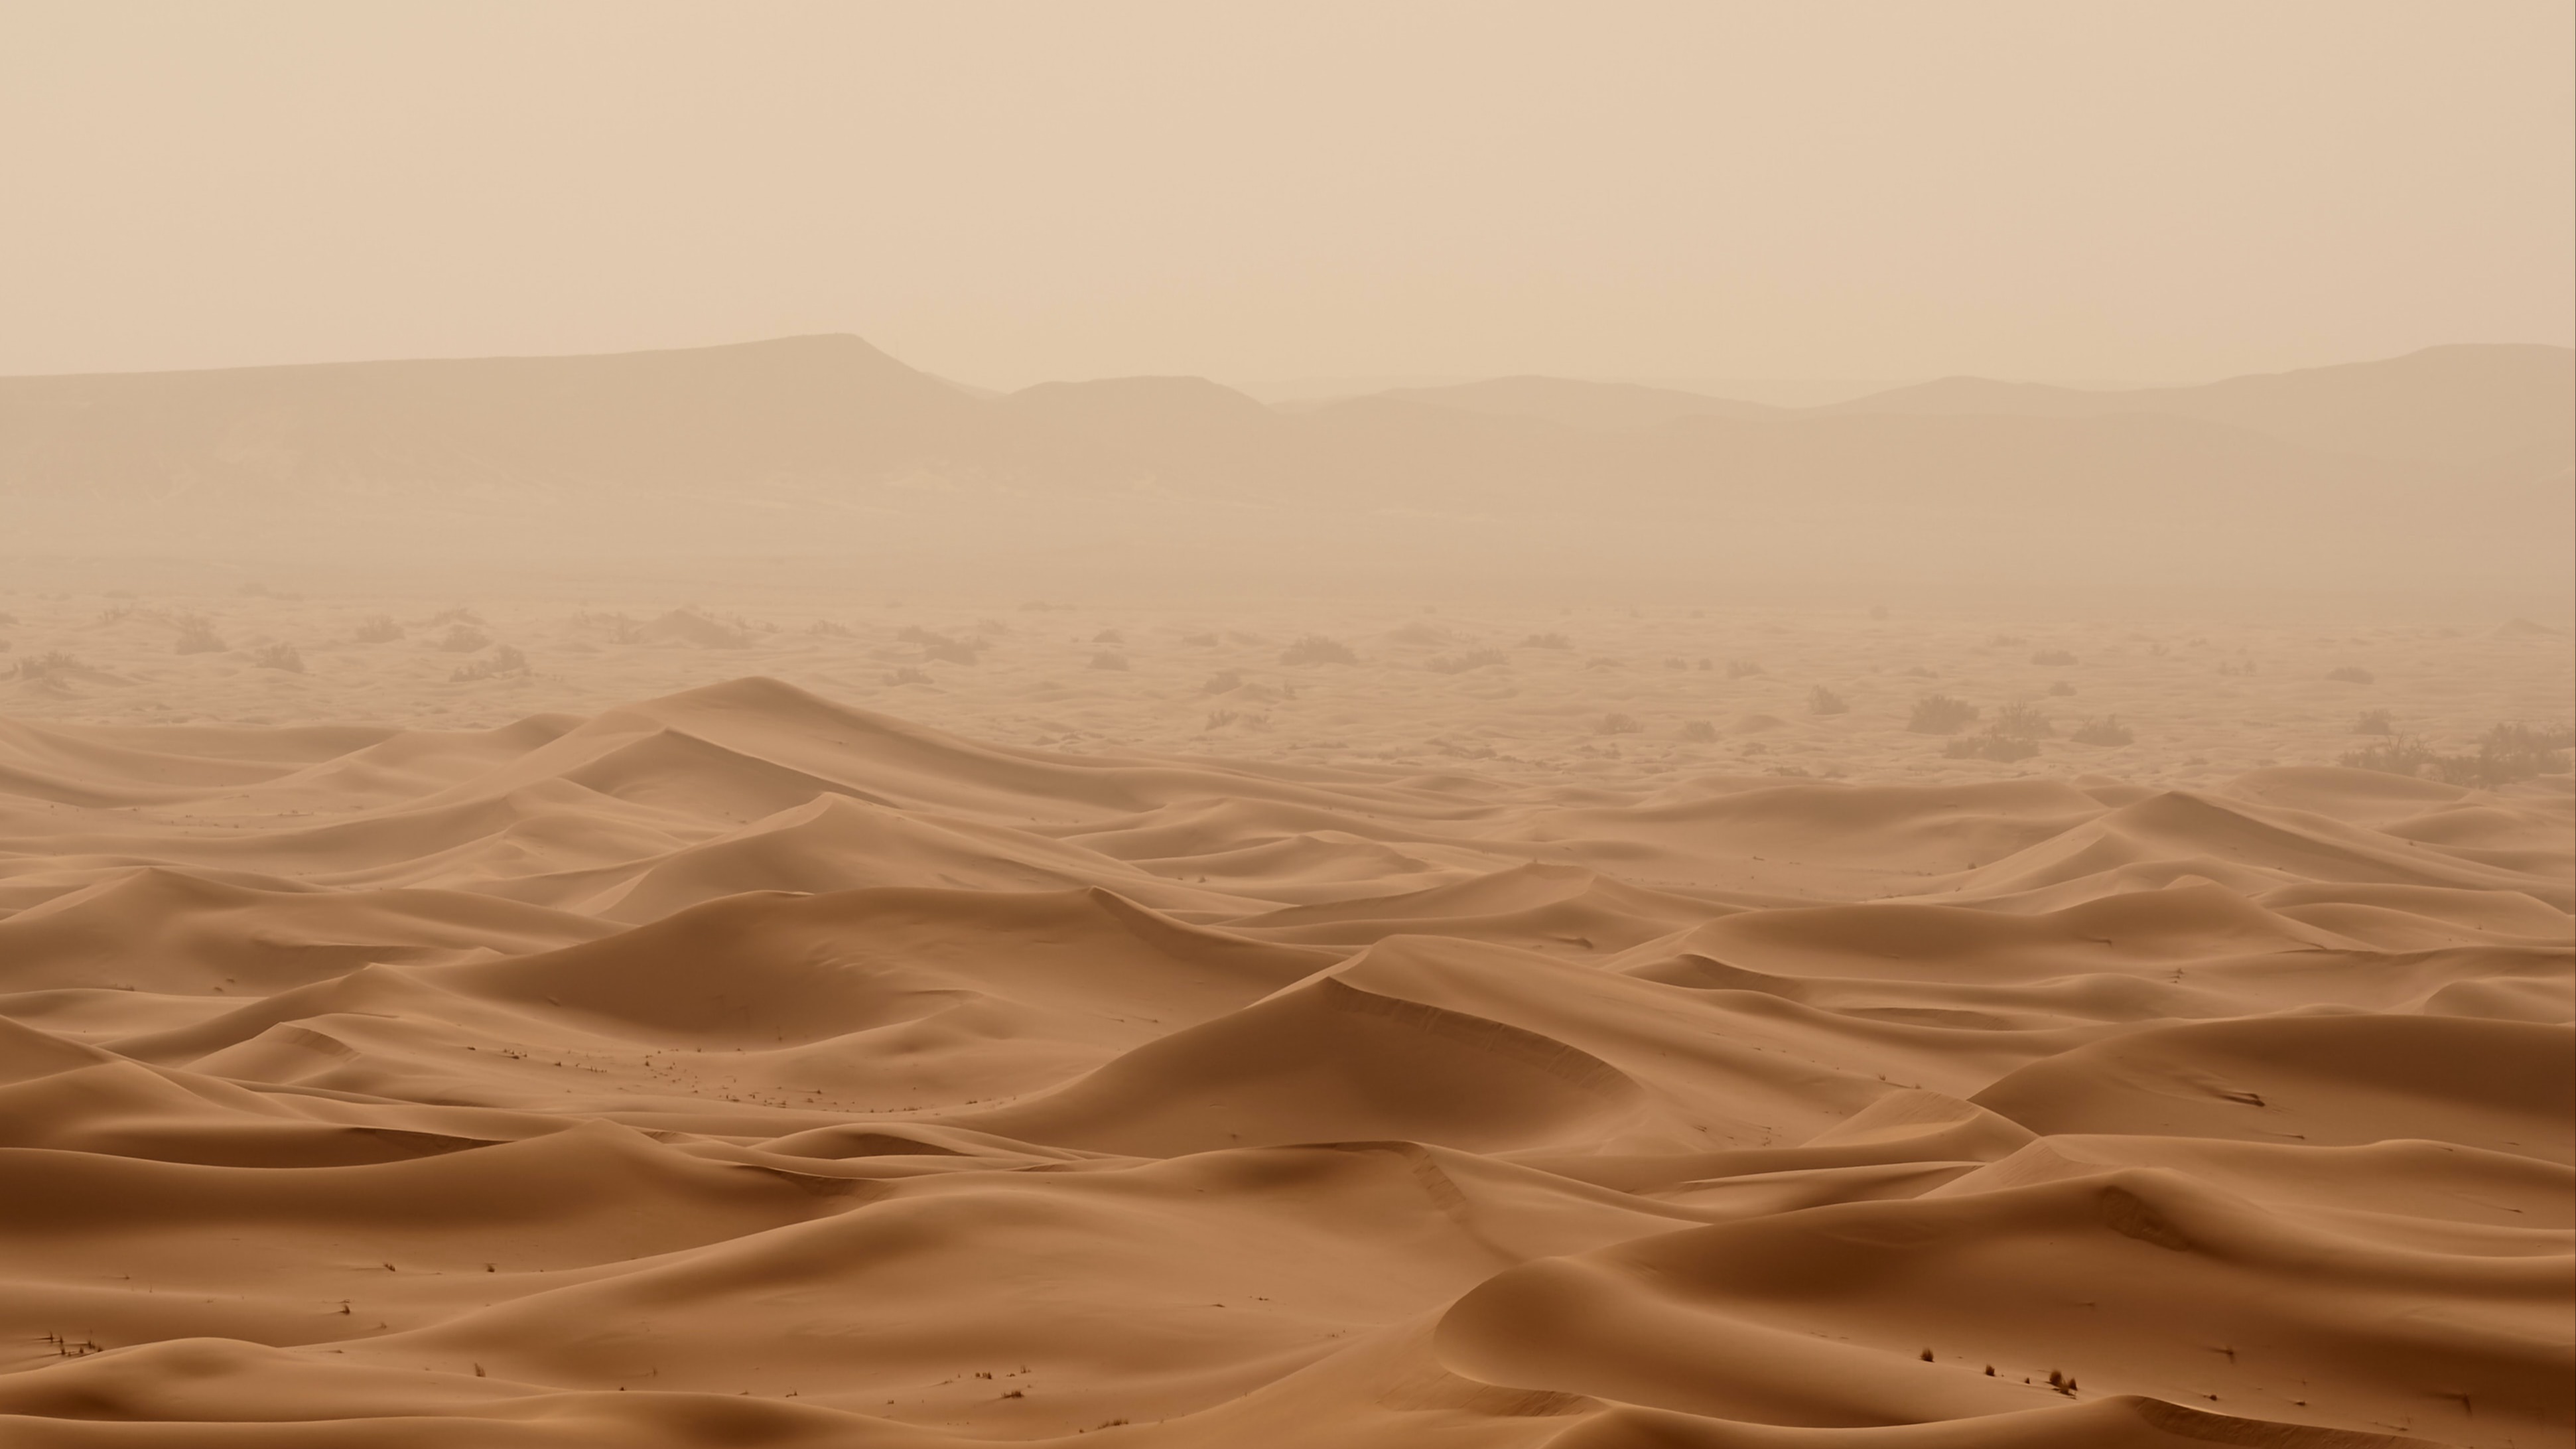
[1807,686,1848,716]
[1280,634,1357,666]
[2069,715,2135,746]
[2340,723,2573,788]
[1596,713,1644,735]
[449,646,528,683]
[173,616,226,655]
[1988,634,2026,647]
[1519,632,1572,650]
[1662,656,1688,671]
[2030,649,2079,667]
[251,643,305,673]
[2352,709,2394,736]
[807,618,852,637]
[1201,670,1242,695]
[437,624,492,653]
[2324,665,2376,685]
[1907,694,1979,735]
[1426,648,1506,674]
[1681,720,1718,742]
[1089,652,1130,671]
[883,666,934,686]
[1726,659,1764,679]
[1092,628,1124,645]
[2217,658,2257,675]
[353,615,403,644]
[11,650,81,681]
[2045,680,2076,697]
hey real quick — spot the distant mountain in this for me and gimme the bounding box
[1364,376,1779,431]
[1,336,2565,591]
[1824,344,2574,470]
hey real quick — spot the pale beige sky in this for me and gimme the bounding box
[2,1,2567,389]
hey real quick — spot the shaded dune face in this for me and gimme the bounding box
[0,675,2564,1448]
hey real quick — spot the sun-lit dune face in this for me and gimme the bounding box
[0,675,2564,1446]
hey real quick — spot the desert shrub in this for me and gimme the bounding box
[2046,680,2076,697]
[1520,632,1572,650]
[427,606,483,626]
[98,604,135,625]
[1992,701,2054,738]
[1945,732,2039,762]
[1092,628,1124,645]
[2070,715,2134,746]
[1387,621,1452,646]
[251,643,305,673]
[1426,648,1505,674]
[1680,719,1718,742]
[1585,656,1622,670]
[12,650,80,680]
[2325,666,2374,684]
[1663,656,1688,671]
[437,624,492,652]
[1726,659,1764,679]
[2218,658,2256,675]
[172,616,226,654]
[1202,670,1242,695]
[1089,652,1130,671]
[807,619,852,637]
[1988,634,2026,647]
[1205,709,1240,730]
[884,666,933,685]
[2338,724,2572,788]
[353,615,403,644]
[1597,713,1644,735]
[922,640,981,666]
[1180,632,1219,646]
[2352,709,2394,736]
[448,646,528,682]
[1908,695,1979,734]
[1280,634,1357,666]
[1696,657,1713,671]
[1808,686,1849,716]
[2030,649,2079,667]
[0,611,18,626]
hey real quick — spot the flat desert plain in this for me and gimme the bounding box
[0,579,2569,1448]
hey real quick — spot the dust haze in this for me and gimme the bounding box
[1,7,2570,1449]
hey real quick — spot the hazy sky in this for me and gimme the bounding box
[3,2,2569,389]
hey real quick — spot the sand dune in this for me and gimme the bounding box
[0,675,2566,1446]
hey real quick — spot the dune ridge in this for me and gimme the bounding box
[0,676,2566,1446]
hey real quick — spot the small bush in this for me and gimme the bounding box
[884,666,934,685]
[448,646,528,683]
[1992,701,2054,738]
[353,615,403,644]
[2325,666,2374,684]
[437,625,492,652]
[922,640,980,666]
[1808,686,1849,716]
[1726,659,1764,679]
[1093,628,1125,645]
[1908,695,1980,734]
[252,643,304,673]
[1597,713,1644,736]
[2352,709,2394,736]
[1945,732,2039,762]
[1202,670,1242,695]
[173,616,226,654]
[1205,709,1240,730]
[1280,634,1357,666]
[1180,632,1219,646]
[1988,634,2026,647]
[13,649,80,680]
[1089,652,1130,671]
[1680,720,1718,742]
[2070,715,2134,746]
[1426,648,1506,674]
[1663,656,1688,671]
[807,619,853,637]
[1520,632,1572,650]
[2030,650,2079,667]
[2046,680,2076,697]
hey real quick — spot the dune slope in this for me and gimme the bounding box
[0,677,2566,1447]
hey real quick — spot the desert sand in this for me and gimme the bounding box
[0,583,2568,1447]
